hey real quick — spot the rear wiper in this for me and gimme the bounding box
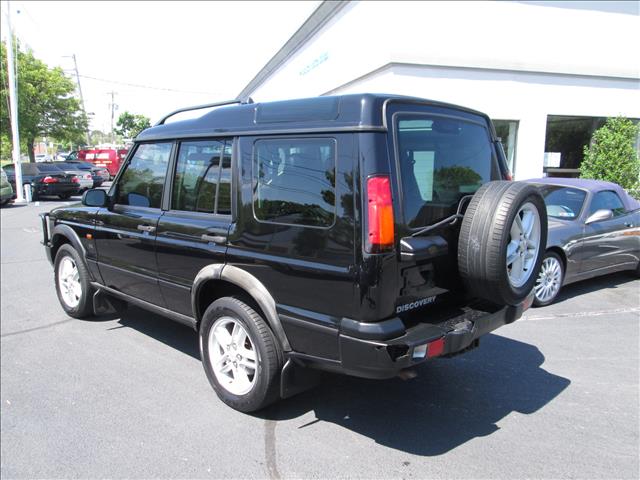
[411,195,474,237]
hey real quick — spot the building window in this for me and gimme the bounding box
[493,120,518,176]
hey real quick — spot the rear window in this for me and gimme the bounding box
[395,115,498,227]
[36,164,64,173]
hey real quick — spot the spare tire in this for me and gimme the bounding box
[458,181,547,306]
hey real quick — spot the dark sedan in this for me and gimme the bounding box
[525,177,640,306]
[55,160,110,188]
[2,163,81,200]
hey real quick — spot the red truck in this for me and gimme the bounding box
[70,148,128,179]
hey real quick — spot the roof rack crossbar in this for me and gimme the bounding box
[154,97,253,126]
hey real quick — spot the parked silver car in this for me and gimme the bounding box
[525,178,640,306]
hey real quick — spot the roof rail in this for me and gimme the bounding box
[154,97,254,126]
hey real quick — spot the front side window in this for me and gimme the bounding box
[395,115,498,227]
[253,138,336,227]
[590,190,626,217]
[115,143,171,208]
[172,140,231,214]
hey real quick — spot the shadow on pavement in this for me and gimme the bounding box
[116,306,570,456]
[549,270,637,306]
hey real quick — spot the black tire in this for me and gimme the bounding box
[533,251,564,307]
[458,181,547,306]
[58,192,72,200]
[200,297,283,412]
[54,244,94,318]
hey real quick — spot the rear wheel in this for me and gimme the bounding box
[54,244,94,318]
[533,251,564,307]
[200,297,283,412]
[458,181,547,306]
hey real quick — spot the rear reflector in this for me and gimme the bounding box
[427,337,445,358]
[366,175,394,253]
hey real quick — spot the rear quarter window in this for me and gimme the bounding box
[252,138,336,228]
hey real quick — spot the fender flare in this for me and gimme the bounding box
[51,223,88,260]
[192,264,292,352]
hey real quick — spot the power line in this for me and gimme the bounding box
[75,74,219,95]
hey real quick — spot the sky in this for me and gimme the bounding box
[1,1,319,133]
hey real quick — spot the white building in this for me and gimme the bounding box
[238,1,640,180]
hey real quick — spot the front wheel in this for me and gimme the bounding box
[200,297,283,412]
[54,244,94,318]
[533,251,564,307]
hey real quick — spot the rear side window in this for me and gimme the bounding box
[171,140,231,215]
[395,115,498,227]
[253,138,336,227]
[116,143,171,208]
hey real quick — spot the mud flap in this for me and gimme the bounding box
[280,358,322,399]
[92,290,128,316]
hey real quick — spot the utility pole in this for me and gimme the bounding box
[66,54,90,144]
[5,0,25,202]
[108,91,117,145]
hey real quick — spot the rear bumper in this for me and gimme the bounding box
[334,295,532,379]
[34,184,81,196]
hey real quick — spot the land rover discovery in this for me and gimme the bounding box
[41,94,547,412]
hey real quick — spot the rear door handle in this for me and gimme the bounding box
[201,234,227,244]
[137,224,156,233]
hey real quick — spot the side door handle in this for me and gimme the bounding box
[137,224,156,233]
[201,234,227,244]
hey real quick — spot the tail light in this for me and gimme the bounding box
[42,176,58,184]
[366,175,394,253]
[71,176,80,183]
[505,171,513,181]
[84,173,92,179]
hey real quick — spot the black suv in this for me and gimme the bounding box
[41,94,547,412]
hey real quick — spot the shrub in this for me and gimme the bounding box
[580,117,640,197]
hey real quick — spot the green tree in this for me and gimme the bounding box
[580,117,640,194]
[115,111,151,139]
[0,40,88,162]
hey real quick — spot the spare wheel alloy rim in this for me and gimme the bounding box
[58,256,81,308]
[535,256,562,303]
[208,317,258,395]
[506,202,541,288]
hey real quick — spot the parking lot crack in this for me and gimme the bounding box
[0,319,74,338]
[264,419,281,480]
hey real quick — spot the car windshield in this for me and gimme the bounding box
[538,185,586,219]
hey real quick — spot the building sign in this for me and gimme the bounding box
[299,52,329,76]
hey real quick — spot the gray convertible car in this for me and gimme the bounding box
[524,178,640,306]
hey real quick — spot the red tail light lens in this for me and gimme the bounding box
[42,176,58,184]
[366,175,394,253]
[71,176,80,183]
[84,173,92,179]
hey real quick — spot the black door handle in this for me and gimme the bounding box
[201,234,226,244]
[137,224,156,233]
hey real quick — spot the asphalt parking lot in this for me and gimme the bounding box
[1,197,638,479]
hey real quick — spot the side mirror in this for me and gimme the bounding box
[82,189,108,207]
[585,208,613,225]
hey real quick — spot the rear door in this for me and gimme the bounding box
[155,139,233,317]
[94,142,172,306]
[386,103,503,313]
